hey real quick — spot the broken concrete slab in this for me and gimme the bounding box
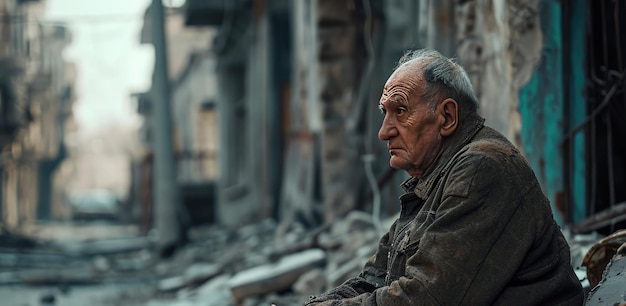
[195,273,231,296]
[114,249,154,271]
[158,275,188,292]
[0,259,94,285]
[157,263,222,292]
[183,263,220,283]
[18,266,100,285]
[0,250,75,268]
[56,236,151,256]
[228,248,326,301]
[585,252,626,306]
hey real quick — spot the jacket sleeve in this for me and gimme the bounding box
[306,152,542,305]
[304,223,396,305]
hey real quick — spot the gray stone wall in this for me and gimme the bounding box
[454,0,542,144]
[316,0,367,224]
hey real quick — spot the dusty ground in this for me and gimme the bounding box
[2,215,601,306]
[0,218,311,306]
[17,221,140,242]
[0,221,165,306]
[0,283,154,306]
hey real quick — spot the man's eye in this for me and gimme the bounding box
[396,107,406,115]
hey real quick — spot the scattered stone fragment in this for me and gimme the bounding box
[195,273,231,295]
[20,267,99,285]
[158,275,188,292]
[228,248,326,301]
[183,263,221,283]
[585,246,626,306]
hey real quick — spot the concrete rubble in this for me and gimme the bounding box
[0,212,385,305]
[1,212,615,305]
[585,248,626,306]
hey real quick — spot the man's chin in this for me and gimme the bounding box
[388,158,406,171]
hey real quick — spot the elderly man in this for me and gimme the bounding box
[305,49,584,305]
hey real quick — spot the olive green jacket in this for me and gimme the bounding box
[305,114,584,305]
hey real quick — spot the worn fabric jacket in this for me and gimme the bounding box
[305,114,584,306]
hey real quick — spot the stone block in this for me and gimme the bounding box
[585,252,626,306]
[19,267,99,285]
[158,275,188,292]
[228,249,326,301]
[196,274,231,296]
[184,263,221,283]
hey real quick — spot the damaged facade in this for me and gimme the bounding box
[153,0,626,300]
[128,0,626,236]
[130,4,218,233]
[0,0,76,229]
[0,0,624,304]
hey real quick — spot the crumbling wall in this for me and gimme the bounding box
[285,0,372,226]
[316,0,363,224]
[455,0,542,145]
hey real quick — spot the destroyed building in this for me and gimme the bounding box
[1,0,625,305]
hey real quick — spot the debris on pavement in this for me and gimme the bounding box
[3,213,619,305]
[584,240,626,306]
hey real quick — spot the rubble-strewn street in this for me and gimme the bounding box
[2,0,626,305]
[3,211,615,306]
[0,211,394,306]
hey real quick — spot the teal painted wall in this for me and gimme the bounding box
[519,0,565,224]
[566,0,587,224]
[519,0,587,225]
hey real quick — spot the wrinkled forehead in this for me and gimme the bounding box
[382,60,425,95]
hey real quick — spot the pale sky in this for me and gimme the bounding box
[43,0,155,135]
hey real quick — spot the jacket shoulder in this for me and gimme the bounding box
[443,127,537,197]
[463,127,521,157]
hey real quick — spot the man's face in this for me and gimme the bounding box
[378,63,443,178]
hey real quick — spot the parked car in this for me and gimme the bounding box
[69,189,121,221]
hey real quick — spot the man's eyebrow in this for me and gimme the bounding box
[381,98,405,107]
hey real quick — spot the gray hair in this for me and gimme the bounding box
[396,49,479,115]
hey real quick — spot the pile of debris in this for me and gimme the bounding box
[5,213,621,305]
[148,211,386,305]
[0,211,387,306]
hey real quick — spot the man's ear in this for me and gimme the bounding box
[439,98,458,137]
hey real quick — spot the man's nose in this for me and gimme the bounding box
[378,116,397,140]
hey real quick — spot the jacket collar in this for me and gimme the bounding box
[401,113,485,199]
